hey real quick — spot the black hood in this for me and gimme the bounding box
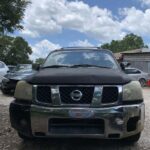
[26,68,131,85]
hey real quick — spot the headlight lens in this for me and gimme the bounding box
[123,81,143,101]
[14,81,32,101]
[2,77,9,83]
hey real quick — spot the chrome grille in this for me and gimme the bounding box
[101,87,119,104]
[36,86,52,104]
[34,85,122,106]
[59,86,94,104]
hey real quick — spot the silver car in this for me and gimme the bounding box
[124,67,149,86]
[0,61,9,84]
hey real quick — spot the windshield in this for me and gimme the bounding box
[15,64,32,72]
[43,50,119,69]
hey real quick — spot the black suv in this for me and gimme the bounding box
[9,47,144,143]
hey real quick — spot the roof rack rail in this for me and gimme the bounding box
[61,47,101,50]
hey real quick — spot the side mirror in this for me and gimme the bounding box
[120,62,125,71]
[32,64,40,71]
[120,62,131,71]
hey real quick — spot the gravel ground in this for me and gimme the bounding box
[0,88,150,150]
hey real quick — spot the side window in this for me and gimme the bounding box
[124,69,130,74]
[134,70,141,74]
[125,69,141,74]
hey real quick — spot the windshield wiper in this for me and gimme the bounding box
[41,65,70,69]
[42,64,111,69]
[70,64,111,68]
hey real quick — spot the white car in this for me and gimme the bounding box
[0,61,9,83]
[124,67,149,86]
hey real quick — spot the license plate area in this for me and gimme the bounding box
[69,109,94,118]
[48,118,104,134]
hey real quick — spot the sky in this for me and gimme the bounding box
[14,0,150,60]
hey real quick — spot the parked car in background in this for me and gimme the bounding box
[0,61,9,84]
[7,65,16,73]
[1,64,36,94]
[124,67,149,87]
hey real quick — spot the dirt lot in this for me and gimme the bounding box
[0,88,150,150]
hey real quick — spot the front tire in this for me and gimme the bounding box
[139,79,146,87]
[123,133,141,144]
[1,88,10,95]
[18,132,34,141]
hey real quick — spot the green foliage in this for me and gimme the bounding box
[101,33,148,53]
[0,35,32,65]
[35,58,45,65]
[0,0,30,34]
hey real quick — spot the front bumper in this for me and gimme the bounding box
[10,101,145,139]
[1,79,17,92]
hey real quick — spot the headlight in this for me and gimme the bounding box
[2,77,9,83]
[14,81,32,101]
[123,81,143,101]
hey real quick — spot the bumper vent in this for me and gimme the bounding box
[59,86,94,104]
[49,118,104,134]
[127,116,139,132]
[36,86,52,104]
[102,87,118,104]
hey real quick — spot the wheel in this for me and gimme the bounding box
[123,133,141,144]
[139,79,146,87]
[18,132,34,140]
[1,88,10,95]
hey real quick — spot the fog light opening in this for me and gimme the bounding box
[127,116,139,132]
[35,132,46,137]
[115,118,124,125]
[20,119,28,128]
[108,134,120,138]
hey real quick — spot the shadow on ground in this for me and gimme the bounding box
[16,138,141,150]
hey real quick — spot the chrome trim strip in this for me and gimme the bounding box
[92,86,103,107]
[51,86,61,105]
[32,85,37,101]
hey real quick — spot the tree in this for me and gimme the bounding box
[35,58,45,65]
[0,35,32,65]
[0,0,30,35]
[101,33,148,53]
